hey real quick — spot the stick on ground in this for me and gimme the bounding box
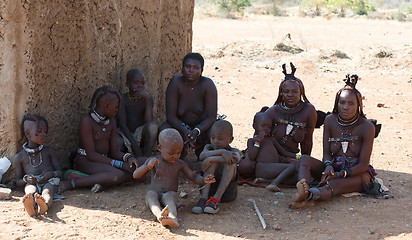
[248,198,266,229]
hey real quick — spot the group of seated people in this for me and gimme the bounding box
[14,53,377,228]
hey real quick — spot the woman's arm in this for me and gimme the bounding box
[349,121,375,176]
[301,104,317,155]
[195,77,217,133]
[273,138,296,159]
[14,153,26,187]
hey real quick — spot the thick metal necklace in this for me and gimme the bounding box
[337,113,359,127]
[23,142,43,168]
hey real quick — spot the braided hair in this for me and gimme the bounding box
[274,62,310,105]
[89,86,122,113]
[20,114,48,144]
[182,52,204,72]
[332,74,365,118]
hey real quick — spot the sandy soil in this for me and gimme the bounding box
[1,14,412,239]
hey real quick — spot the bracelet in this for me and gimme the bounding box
[323,160,332,166]
[295,153,302,160]
[335,172,339,179]
[111,160,123,169]
[253,141,260,148]
[23,175,29,183]
[194,127,201,135]
[144,163,150,171]
[341,170,347,178]
[122,153,131,162]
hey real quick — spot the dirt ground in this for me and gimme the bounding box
[1,14,412,239]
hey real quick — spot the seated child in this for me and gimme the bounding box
[133,128,215,228]
[192,120,241,214]
[238,111,298,192]
[59,86,145,193]
[14,115,62,216]
[117,69,158,157]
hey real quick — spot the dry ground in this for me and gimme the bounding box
[1,14,411,240]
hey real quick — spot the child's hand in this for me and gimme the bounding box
[128,157,139,169]
[145,158,158,170]
[256,131,267,140]
[221,150,233,163]
[23,175,37,184]
[204,174,215,185]
[231,152,241,164]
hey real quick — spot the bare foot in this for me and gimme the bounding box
[254,178,272,184]
[295,179,309,202]
[158,205,179,228]
[91,184,103,193]
[288,179,314,209]
[58,180,73,194]
[34,193,48,214]
[266,184,281,192]
[22,194,36,217]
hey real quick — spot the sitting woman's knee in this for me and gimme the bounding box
[110,170,128,185]
[146,121,158,136]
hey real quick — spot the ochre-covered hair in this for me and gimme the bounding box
[89,86,122,112]
[332,74,365,118]
[274,62,310,105]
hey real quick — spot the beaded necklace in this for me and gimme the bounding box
[128,92,142,102]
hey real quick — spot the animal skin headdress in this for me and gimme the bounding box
[282,62,297,81]
[275,62,310,104]
[332,74,365,118]
[344,74,358,89]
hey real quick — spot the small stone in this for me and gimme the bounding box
[234,90,240,95]
[251,95,256,99]
[179,192,188,198]
[273,201,279,206]
[215,66,219,70]
[0,188,12,200]
[274,192,285,197]
[273,223,281,230]
[369,230,375,234]
[390,116,393,119]
[376,103,385,108]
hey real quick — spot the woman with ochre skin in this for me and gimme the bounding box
[159,53,217,158]
[290,74,376,208]
[238,63,317,180]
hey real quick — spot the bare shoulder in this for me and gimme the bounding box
[176,159,189,169]
[80,114,93,125]
[15,150,26,162]
[359,117,374,131]
[200,76,216,89]
[303,102,316,113]
[324,113,337,127]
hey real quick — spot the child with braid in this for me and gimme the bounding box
[59,86,145,193]
[238,109,298,192]
[133,128,215,228]
[15,114,62,216]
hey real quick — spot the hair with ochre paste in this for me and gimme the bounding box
[182,52,204,71]
[274,62,310,105]
[126,69,145,83]
[211,120,233,137]
[20,114,48,144]
[89,86,122,112]
[332,74,365,118]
